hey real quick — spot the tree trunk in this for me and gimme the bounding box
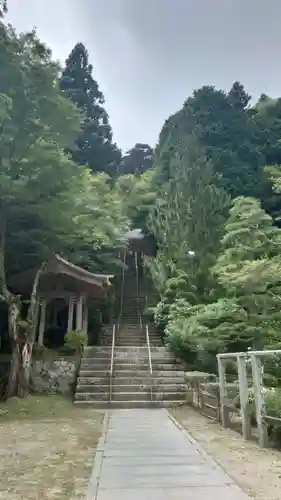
[7,295,23,397]
[7,264,45,398]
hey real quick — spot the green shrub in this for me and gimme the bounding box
[32,343,55,360]
[264,389,281,445]
[64,330,87,355]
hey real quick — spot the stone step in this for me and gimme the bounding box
[79,370,110,378]
[113,359,149,365]
[83,348,111,356]
[75,392,109,402]
[77,378,109,386]
[81,365,110,372]
[113,369,184,378]
[112,392,150,401]
[114,368,148,376]
[111,389,186,403]
[76,384,110,393]
[83,353,111,359]
[113,376,185,384]
[111,384,186,393]
[113,363,183,371]
[81,359,110,366]
[73,400,185,409]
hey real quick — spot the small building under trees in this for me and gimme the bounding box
[8,254,113,348]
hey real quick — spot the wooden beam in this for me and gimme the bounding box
[251,354,268,448]
[237,354,251,440]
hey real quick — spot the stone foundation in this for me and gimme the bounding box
[32,359,78,395]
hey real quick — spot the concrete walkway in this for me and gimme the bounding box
[88,409,251,500]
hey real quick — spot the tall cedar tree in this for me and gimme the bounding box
[60,43,121,176]
[147,138,230,302]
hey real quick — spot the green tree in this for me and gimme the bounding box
[116,170,156,232]
[165,197,281,368]
[0,26,128,397]
[119,143,153,176]
[213,196,281,349]
[60,43,121,176]
[147,138,230,303]
[154,83,268,200]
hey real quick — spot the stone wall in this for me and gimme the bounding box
[32,359,78,395]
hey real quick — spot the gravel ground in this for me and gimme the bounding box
[0,396,104,500]
[171,406,281,500]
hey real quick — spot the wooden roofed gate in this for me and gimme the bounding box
[10,254,114,347]
[3,255,113,398]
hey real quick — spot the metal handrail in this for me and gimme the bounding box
[119,251,126,322]
[109,324,116,402]
[135,251,142,331]
[146,324,153,402]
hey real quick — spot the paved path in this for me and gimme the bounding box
[89,409,251,500]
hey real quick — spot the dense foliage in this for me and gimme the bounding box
[119,143,153,176]
[143,83,281,379]
[0,24,128,396]
[3,0,281,404]
[60,43,121,176]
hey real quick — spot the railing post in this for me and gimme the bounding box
[251,353,268,448]
[217,356,230,428]
[109,324,116,403]
[146,324,153,402]
[237,353,251,440]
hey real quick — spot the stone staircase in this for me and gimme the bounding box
[74,250,186,408]
[75,346,111,406]
[74,345,186,408]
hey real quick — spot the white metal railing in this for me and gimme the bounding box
[135,251,143,332]
[146,324,153,402]
[109,324,116,402]
[119,251,126,321]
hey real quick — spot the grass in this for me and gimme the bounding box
[0,394,80,421]
[0,394,104,500]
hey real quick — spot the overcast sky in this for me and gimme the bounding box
[6,0,281,151]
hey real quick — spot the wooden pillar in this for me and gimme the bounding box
[251,354,268,448]
[76,295,84,331]
[38,299,47,346]
[237,354,251,440]
[67,297,75,332]
[217,356,230,428]
[82,297,88,333]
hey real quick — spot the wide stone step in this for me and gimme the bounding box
[76,384,110,393]
[111,384,186,393]
[112,392,151,401]
[75,392,110,401]
[73,400,185,409]
[81,362,110,370]
[81,358,111,368]
[114,362,149,369]
[153,370,184,377]
[113,376,184,384]
[151,363,184,370]
[118,343,145,347]
[79,370,110,378]
[83,348,111,356]
[82,354,111,361]
[77,376,109,384]
[114,369,150,376]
